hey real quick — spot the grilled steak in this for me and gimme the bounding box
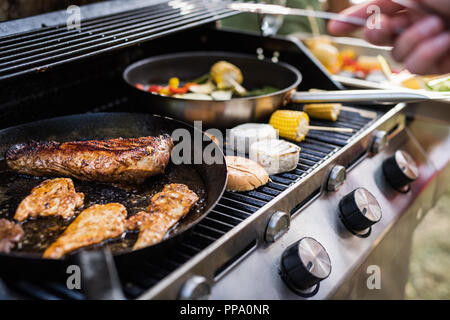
[127,184,198,250]
[14,178,84,222]
[43,203,127,259]
[6,135,174,184]
[0,219,24,254]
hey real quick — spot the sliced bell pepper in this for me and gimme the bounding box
[169,86,188,94]
[169,83,196,94]
[168,77,180,88]
[148,85,164,93]
[135,83,146,91]
[158,87,172,95]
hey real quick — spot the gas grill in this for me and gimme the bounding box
[0,0,449,300]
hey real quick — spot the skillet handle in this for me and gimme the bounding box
[74,249,125,300]
[291,89,432,105]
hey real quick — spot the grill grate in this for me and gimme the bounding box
[0,0,236,80]
[2,103,379,300]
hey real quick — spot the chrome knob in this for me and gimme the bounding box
[382,150,419,192]
[265,211,290,243]
[370,130,388,154]
[339,188,382,234]
[280,237,331,296]
[327,165,346,192]
[178,276,211,300]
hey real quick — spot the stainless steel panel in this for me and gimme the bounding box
[210,120,441,299]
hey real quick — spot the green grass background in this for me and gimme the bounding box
[406,187,450,299]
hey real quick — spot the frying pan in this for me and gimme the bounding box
[0,113,227,279]
[123,51,440,128]
[123,51,301,128]
[123,51,435,128]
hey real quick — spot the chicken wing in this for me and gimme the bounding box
[43,203,127,259]
[0,219,24,254]
[14,178,84,222]
[6,134,173,184]
[127,184,198,250]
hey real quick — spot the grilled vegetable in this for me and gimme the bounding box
[149,85,164,93]
[191,73,210,84]
[306,36,339,72]
[210,61,244,90]
[211,90,233,101]
[310,42,339,71]
[269,110,310,142]
[135,83,146,91]
[158,87,171,95]
[134,60,280,100]
[174,93,213,100]
[427,76,450,92]
[168,77,180,88]
[169,86,190,94]
[245,86,279,97]
[356,56,382,71]
[303,103,341,121]
[189,81,216,95]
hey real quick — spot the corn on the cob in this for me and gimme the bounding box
[303,103,341,121]
[269,110,310,142]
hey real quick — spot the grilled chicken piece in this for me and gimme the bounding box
[0,219,24,254]
[14,178,84,222]
[43,203,127,259]
[127,184,198,250]
[6,135,174,184]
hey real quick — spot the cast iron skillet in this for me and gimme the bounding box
[0,113,227,279]
[123,51,302,128]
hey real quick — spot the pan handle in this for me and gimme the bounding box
[74,249,125,300]
[291,89,434,104]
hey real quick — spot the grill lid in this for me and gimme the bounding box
[0,0,237,80]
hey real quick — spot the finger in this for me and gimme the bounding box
[437,55,450,74]
[363,14,394,46]
[363,13,411,46]
[392,15,445,62]
[421,0,450,17]
[404,32,450,75]
[328,0,403,36]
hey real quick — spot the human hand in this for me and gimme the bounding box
[328,0,450,75]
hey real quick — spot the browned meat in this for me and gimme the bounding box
[0,219,24,254]
[14,178,84,222]
[43,203,127,259]
[6,135,174,184]
[127,184,198,250]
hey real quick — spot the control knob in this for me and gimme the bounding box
[339,188,382,235]
[280,237,331,296]
[382,150,419,192]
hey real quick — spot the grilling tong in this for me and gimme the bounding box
[230,2,450,104]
